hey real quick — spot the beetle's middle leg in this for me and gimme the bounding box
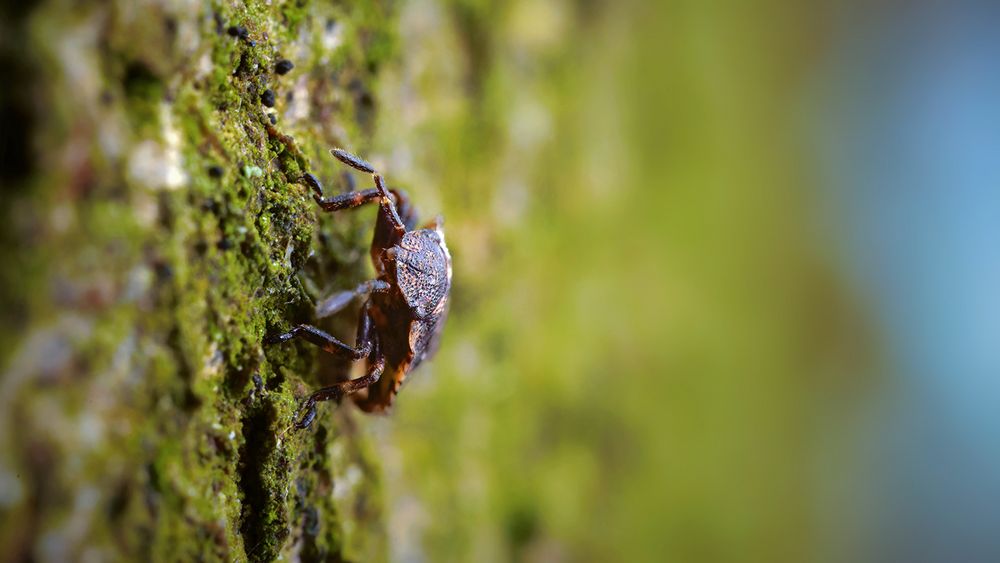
[264,324,369,359]
[265,304,375,360]
[316,279,390,319]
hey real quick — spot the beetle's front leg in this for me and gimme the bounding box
[312,187,383,212]
[300,172,382,212]
[329,148,407,236]
[373,175,407,237]
[388,189,419,231]
[298,170,356,196]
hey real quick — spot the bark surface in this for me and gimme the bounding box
[0,1,397,560]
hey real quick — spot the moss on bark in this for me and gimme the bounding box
[0,0,396,560]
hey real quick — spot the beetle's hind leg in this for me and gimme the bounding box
[293,304,384,429]
[295,353,384,428]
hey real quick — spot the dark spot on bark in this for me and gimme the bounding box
[0,0,42,20]
[201,198,219,212]
[123,61,161,100]
[107,480,130,522]
[275,59,294,75]
[265,370,284,391]
[0,85,36,189]
[348,78,375,132]
[261,89,275,107]
[506,503,540,555]
[234,52,254,78]
[153,260,173,282]
[194,239,209,256]
[164,17,177,39]
[303,506,320,536]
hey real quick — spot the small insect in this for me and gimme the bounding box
[267,148,452,428]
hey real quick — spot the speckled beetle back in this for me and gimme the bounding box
[393,229,451,319]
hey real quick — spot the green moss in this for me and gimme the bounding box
[2,0,398,561]
[279,0,312,41]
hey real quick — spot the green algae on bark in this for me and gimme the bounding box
[0,0,397,560]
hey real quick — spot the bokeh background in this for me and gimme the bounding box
[3,0,999,561]
[368,1,1000,562]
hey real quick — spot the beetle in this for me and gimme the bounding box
[267,148,452,428]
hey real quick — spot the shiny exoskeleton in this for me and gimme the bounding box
[267,149,451,428]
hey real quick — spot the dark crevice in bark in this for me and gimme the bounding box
[238,400,287,562]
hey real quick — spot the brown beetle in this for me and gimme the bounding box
[267,149,451,428]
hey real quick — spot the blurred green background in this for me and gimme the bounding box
[368,1,871,561]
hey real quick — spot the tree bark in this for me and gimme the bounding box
[0,1,395,560]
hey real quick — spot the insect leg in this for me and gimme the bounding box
[330,148,376,173]
[264,324,370,360]
[329,147,407,234]
[389,189,420,231]
[294,353,385,428]
[374,175,407,236]
[298,172,382,212]
[311,187,382,212]
[315,279,390,318]
[341,169,356,190]
[294,312,382,430]
[299,172,374,211]
[299,173,325,197]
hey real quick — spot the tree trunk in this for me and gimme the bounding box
[0,1,395,560]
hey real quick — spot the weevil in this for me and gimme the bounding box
[267,148,452,428]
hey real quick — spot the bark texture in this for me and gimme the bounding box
[0,0,397,560]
